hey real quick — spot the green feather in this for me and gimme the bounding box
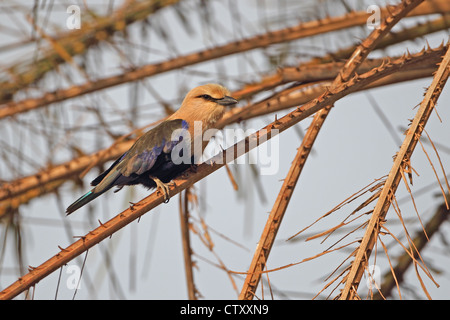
[66,190,100,215]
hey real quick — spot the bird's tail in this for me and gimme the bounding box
[66,166,122,215]
[66,188,106,215]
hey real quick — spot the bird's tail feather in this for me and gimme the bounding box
[66,189,104,215]
[66,168,121,215]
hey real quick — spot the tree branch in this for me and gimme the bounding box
[374,194,450,299]
[238,106,332,300]
[1,35,446,298]
[0,0,182,102]
[1,0,448,119]
[0,43,446,214]
[338,34,450,300]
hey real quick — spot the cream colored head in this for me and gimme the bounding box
[170,84,238,131]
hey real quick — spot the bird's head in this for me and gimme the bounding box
[172,84,238,129]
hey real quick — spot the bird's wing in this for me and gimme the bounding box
[116,119,189,177]
[67,119,188,215]
[91,119,189,190]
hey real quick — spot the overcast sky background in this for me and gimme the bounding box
[1,0,450,300]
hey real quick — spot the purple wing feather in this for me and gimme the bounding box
[67,119,189,215]
[118,119,189,177]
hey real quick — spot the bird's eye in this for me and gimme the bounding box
[197,94,214,101]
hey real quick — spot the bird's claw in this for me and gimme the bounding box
[114,186,124,193]
[150,176,171,203]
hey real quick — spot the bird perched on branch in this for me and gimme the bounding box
[66,84,237,215]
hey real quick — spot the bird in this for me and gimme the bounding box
[66,84,238,215]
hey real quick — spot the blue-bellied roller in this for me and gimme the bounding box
[66,84,237,215]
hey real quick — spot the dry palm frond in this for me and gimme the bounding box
[0,0,182,102]
[0,43,447,216]
[1,0,449,119]
[239,106,331,300]
[1,0,450,301]
[339,37,450,300]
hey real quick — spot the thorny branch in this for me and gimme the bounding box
[239,106,332,300]
[338,38,450,300]
[1,43,446,214]
[1,0,449,119]
[1,0,450,300]
[178,188,197,300]
[373,194,450,299]
[238,0,428,300]
[2,34,449,299]
[0,0,182,103]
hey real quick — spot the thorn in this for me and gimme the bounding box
[405,48,411,58]
[58,245,70,252]
[419,46,426,54]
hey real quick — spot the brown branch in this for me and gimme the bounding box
[335,0,426,84]
[0,90,294,300]
[0,179,65,218]
[1,39,439,299]
[338,35,450,300]
[0,140,134,204]
[1,0,449,119]
[178,189,196,300]
[229,0,441,143]
[219,44,446,126]
[238,106,332,300]
[0,43,446,213]
[234,13,450,101]
[238,0,428,300]
[0,0,182,103]
[374,194,450,299]
[308,14,450,66]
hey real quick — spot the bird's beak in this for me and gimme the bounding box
[217,95,238,107]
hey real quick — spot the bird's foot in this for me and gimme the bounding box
[150,176,171,203]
